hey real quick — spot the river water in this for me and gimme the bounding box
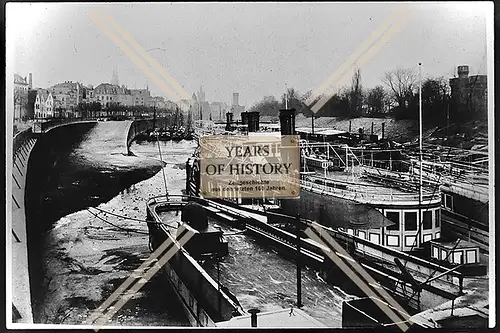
[32,121,351,327]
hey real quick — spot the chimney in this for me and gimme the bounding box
[381,122,385,140]
[279,108,296,135]
[28,73,32,89]
[225,112,234,131]
[232,92,239,106]
[247,112,260,132]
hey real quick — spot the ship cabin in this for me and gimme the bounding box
[429,239,480,265]
[299,167,442,253]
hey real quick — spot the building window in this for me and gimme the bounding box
[386,212,400,231]
[404,212,417,231]
[358,231,366,239]
[423,211,432,230]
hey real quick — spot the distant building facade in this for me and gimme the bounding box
[34,89,55,119]
[231,92,245,120]
[94,83,130,108]
[209,101,228,121]
[14,73,30,120]
[449,65,487,120]
[130,88,152,107]
[50,81,83,107]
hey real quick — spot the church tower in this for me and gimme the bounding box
[111,67,119,86]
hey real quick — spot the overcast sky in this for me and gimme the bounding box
[7,2,491,107]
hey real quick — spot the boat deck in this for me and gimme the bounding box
[410,277,489,328]
[157,210,356,328]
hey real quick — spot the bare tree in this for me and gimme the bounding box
[382,67,417,110]
[366,85,387,116]
[348,68,363,116]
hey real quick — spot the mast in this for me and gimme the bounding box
[418,62,423,247]
[285,83,288,109]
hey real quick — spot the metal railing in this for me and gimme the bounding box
[31,118,97,134]
[13,128,34,155]
[300,178,440,203]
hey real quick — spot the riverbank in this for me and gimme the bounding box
[33,138,196,325]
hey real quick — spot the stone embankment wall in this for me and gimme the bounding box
[10,122,96,324]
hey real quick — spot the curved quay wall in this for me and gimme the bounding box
[125,118,170,155]
[9,121,96,325]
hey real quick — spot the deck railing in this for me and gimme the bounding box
[300,177,440,203]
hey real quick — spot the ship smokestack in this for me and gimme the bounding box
[241,111,249,125]
[247,111,260,132]
[279,108,296,135]
[28,73,32,89]
[226,112,234,131]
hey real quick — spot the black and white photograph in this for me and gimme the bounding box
[6,2,494,330]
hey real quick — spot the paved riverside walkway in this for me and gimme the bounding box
[10,136,37,324]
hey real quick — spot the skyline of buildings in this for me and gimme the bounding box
[13,70,247,121]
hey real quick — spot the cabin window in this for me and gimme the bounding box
[444,194,453,210]
[441,249,447,261]
[387,235,399,247]
[405,235,416,248]
[369,233,380,244]
[435,231,441,239]
[433,246,439,259]
[423,211,432,230]
[423,234,433,242]
[404,212,418,231]
[453,251,463,264]
[466,250,477,264]
[386,212,400,231]
[358,231,366,239]
[435,210,441,227]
